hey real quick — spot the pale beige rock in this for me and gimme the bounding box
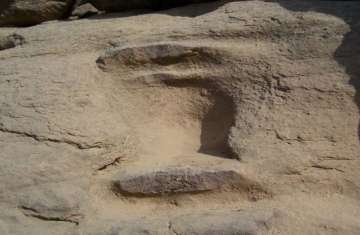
[170,210,274,235]
[71,3,99,19]
[0,1,360,235]
[85,209,274,235]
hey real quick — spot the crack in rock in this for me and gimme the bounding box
[311,164,345,173]
[97,156,124,171]
[21,206,81,225]
[0,127,104,150]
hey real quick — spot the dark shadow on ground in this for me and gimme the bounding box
[83,9,153,20]
[156,0,230,17]
[198,90,236,159]
[0,0,12,11]
[84,0,231,20]
[276,0,360,141]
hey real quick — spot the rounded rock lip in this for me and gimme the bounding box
[111,166,265,197]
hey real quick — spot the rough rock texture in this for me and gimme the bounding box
[170,210,274,235]
[85,209,274,235]
[0,33,24,50]
[71,3,99,19]
[86,210,276,235]
[0,0,360,234]
[113,167,260,196]
[0,0,74,26]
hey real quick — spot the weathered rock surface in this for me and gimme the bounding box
[87,218,170,235]
[0,205,78,235]
[71,3,99,19]
[0,33,24,50]
[0,1,360,235]
[0,0,74,26]
[113,167,257,196]
[86,209,274,235]
[18,183,85,224]
[170,210,274,235]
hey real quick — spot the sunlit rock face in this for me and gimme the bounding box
[0,1,360,234]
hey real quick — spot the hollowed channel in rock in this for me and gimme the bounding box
[128,77,236,160]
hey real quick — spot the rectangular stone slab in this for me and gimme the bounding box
[113,168,249,196]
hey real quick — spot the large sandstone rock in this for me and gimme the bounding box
[0,0,74,26]
[0,1,360,234]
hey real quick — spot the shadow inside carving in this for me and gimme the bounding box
[162,78,236,159]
